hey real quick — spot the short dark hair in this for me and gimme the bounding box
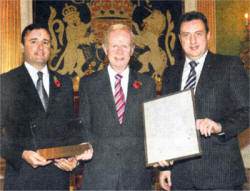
[21,23,51,44]
[178,11,209,34]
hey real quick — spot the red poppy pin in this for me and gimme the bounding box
[133,80,142,89]
[53,76,61,87]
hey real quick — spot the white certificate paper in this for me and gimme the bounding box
[143,89,202,166]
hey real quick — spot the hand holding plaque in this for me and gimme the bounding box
[37,142,92,160]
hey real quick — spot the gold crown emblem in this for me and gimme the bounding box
[89,0,134,20]
[62,3,77,17]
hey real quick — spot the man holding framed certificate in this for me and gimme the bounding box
[158,11,249,190]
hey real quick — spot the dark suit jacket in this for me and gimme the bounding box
[162,51,249,189]
[78,67,156,190]
[0,64,83,190]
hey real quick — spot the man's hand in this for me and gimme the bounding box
[196,118,222,137]
[54,146,93,171]
[75,147,94,161]
[159,170,172,191]
[153,160,174,168]
[54,157,78,171]
[22,150,52,168]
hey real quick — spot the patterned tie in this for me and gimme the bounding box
[114,74,126,125]
[184,61,198,89]
[37,72,49,111]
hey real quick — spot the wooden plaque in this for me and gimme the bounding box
[37,142,91,159]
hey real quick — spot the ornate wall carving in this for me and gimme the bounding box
[34,0,182,91]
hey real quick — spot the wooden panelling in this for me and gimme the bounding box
[197,0,216,53]
[0,0,22,74]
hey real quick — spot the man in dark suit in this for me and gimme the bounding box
[0,24,93,190]
[158,11,249,190]
[78,24,156,189]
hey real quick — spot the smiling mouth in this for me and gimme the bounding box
[190,46,199,51]
[115,57,124,61]
[36,51,45,56]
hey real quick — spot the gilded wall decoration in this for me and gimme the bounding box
[34,0,182,91]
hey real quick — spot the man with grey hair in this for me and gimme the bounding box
[78,23,156,189]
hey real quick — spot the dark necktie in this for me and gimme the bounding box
[114,74,126,125]
[184,61,198,89]
[37,72,49,111]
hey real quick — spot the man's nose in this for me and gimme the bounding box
[37,43,44,50]
[190,34,197,44]
[116,46,123,54]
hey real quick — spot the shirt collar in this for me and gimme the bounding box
[24,61,49,77]
[108,65,129,80]
[185,50,208,65]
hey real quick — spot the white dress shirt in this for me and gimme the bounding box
[181,51,208,93]
[24,62,50,96]
[108,65,129,101]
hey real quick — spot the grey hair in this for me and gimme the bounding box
[102,23,135,48]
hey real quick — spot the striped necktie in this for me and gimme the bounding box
[37,72,49,111]
[184,61,198,89]
[114,74,126,125]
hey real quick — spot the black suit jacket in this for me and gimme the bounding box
[0,64,83,190]
[78,67,156,190]
[162,51,249,189]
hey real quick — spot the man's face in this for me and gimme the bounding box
[103,29,134,73]
[179,19,210,61]
[22,29,51,68]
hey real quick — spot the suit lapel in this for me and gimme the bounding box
[100,68,120,124]
[19,65,45,113]
[46,70,60,113]
[195,51,215,97]
[177,60,185,90]
[122,70,140,126]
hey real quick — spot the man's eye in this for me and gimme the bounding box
[182,33,189,37]
[43,41,50,45]
[31,40,36,44]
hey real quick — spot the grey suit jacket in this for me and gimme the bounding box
[0,64,83,190]
[162,51,249,189]
[79,67,156,190]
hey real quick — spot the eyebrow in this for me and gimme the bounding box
[28,38,50,42]
[181,30,204,34]
[28,38,38,41]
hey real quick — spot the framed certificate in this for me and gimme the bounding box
[143,89,202,166]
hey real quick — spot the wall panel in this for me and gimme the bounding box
[0,0,22,74]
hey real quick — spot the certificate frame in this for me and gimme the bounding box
[143,89,202,167]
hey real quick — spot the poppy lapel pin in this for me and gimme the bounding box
[133,80,142,89]
[53,76,61,88]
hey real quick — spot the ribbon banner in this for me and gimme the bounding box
[34,0,182,91]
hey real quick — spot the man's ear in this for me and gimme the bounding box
[130,46,134,56]
[102,44,108,55]
[21,43,24,53]
[178,34,182,44]
[207,31,211,41]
